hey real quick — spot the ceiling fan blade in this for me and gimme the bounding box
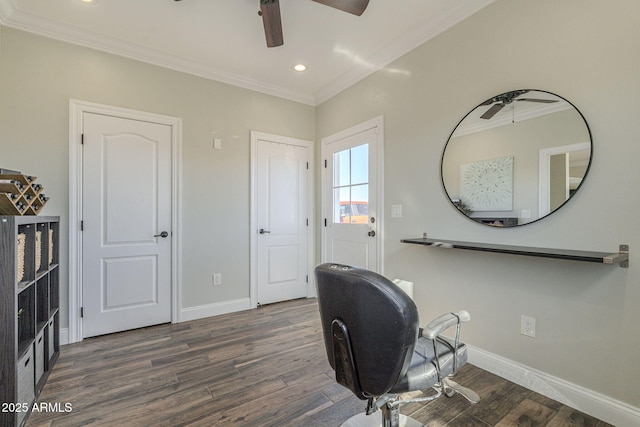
[312,0,369,16]
[260,0,283,47]
[517,98,558,103]
[480,103,505,119]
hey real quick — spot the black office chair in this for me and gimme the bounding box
[315,263,479,427]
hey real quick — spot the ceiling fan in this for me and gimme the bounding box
[479,90,558,120]
[174,0,368,48]
[259,0,369,47]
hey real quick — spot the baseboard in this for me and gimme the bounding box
[60,327,69,346]
[468,345,640,427]
[180,298,251,322]
[59,300,251,345]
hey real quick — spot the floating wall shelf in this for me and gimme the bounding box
[401,237,629,268]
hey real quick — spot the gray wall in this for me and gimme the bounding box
[317,0,640,408]
[1,0,638,413]
[0,27,315,324]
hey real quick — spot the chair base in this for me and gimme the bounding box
[341,411,424,427]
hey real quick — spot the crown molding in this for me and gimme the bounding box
[452,102,573,137]
[1,0,493,107]
[0,4,316,106]
[314,0,495,105]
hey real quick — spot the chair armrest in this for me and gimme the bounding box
[422,311,470,340]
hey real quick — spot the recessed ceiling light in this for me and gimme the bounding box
[293,64,307,72]
[81,0,94,3]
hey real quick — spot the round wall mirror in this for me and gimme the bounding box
[441,89,592,227]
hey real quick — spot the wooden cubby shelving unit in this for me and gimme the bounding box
[1,216,60,427]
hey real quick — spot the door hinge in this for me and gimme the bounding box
[306,162,309,170]
[306,218,309,226]
[306,275,309,283]
[81,133,84,145]
[324,159,327,168]
[80,307,84,318]
[80,220,84,231]
[324,218,327,227]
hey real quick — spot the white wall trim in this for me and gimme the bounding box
[59,328,69,346]
[0,4,315,106]
[313,0,495,104]
[250,131,315,308]
[468,345,640,427]
[452,102,572,137]
[180,298,252,323]
[0,0,493,107]
[68,99,183,343]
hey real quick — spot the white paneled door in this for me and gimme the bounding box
[82,112,172,338]
[253,132,311,305]
[322,117,383,272]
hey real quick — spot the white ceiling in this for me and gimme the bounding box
[0,0,494,105]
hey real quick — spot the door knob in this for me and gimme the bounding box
[368,230,376,237]
[154,231,169,238]
[259,228,271,234]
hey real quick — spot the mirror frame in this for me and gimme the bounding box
[440,89,593,227]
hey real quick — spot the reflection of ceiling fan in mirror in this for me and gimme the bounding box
[258,0,369,47]
[479,89,558,120]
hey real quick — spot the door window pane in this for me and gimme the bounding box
[334,149,351,187]
[334,187,351,223]
[351,144,369,185]
[332,143,369,224]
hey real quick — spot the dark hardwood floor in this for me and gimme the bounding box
[27,299,612,426]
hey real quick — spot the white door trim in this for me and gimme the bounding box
[68,99,182,343]
[250,131,315,308]
[321,116,384,273]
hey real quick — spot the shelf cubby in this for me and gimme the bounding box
[49,221,58,267]
[17,285,35,357]
[17,223,36,286]
[36,276,49,332]
[49,267,59,312]
[36,222,49,274]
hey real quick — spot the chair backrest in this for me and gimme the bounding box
[315,263,419,398]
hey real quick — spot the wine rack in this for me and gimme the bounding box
[0,174,49,216]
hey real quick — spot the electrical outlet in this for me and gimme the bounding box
[213,273,222,286]
[521,315,536,338]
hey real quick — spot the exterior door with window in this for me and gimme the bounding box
[322,118,382,271]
